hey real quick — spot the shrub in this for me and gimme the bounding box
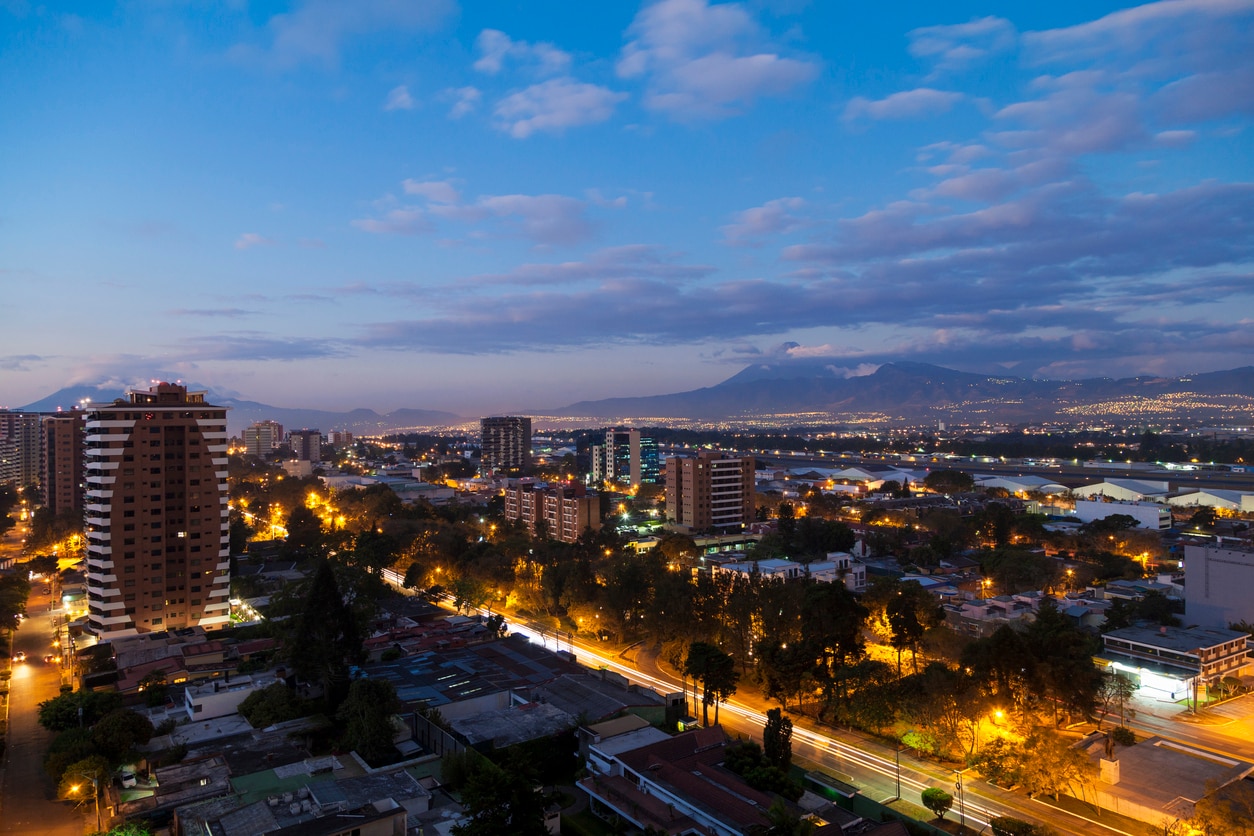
[991,816,1038,836]
[1111,726,1136,746]
[921,788,954,821]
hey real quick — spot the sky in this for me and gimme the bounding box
[2,0,1252,416]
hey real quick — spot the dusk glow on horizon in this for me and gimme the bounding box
[2,0,1252,415]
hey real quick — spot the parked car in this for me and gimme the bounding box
[119,770,137,788]
[12,651,26,662]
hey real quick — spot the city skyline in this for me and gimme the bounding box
[3,0,1252,415]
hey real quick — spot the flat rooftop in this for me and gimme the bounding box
[1104,625,1250,653]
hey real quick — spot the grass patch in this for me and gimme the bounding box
[1034,794,1160,836]
[561,809,618,836]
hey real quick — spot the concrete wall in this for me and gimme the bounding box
[1185,544,1254,628]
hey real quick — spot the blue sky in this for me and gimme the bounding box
[2,0,1252,415]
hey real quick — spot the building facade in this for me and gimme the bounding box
[83,383,231,637]
[288,429,322,463]
[504,482,600,543]
[591,429,659,488]
[1099,624,1251,704]
[41,412,86,516]
[665,452,755,534]
[0,410,42,489]
[480,416,532,474]
[1185,542,1254,629]
[241,420,283,458]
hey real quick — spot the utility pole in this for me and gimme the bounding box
[954,767,968,831]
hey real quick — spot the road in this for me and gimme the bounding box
[0,585,86,836]
[507,619,1143,836]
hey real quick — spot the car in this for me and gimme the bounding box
[42,587,51,595]
[119,770,137,788]
[43,653,60,664]
[12,651,26,662]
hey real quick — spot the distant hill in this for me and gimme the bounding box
[551,362,1254,424]
[18,386,466,435]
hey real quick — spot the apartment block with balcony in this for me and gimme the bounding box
[83,383,231,637]
[665,452,755,535]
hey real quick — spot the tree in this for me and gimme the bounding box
[338,678,402,765]
[763,708,793,772]
[1095,670,1137,729]
[452,753,549,836]
[685,642,739,726]
[763,797,815,836]
[924,470,975,494]
[283,505,324,554]
[90,709,154,764]
[288,560,362,710]
[239,683,309,728]
[885,582,941,675]
[38,689,123,732]
[1192,778,1254,836]
[921,788,954,820]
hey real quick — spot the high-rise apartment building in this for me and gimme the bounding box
[480,416,532,474]
[289,429,322,463]
[42,412,86,516]
[665,452,755,534]
[242,420,284,458]
[329,430,354,446]
[83,383,231,637]
[0,410,42,489]
[591,429,659,488]
[504,482,600,543]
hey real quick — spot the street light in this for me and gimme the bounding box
[70,774,101,832]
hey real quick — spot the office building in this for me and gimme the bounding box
[83,383,231,637]
[42,412,86,516]
[665,452,755,534]
[329,430,354,446]
[288,429,322,463]
[480,416,532,474]
[0,410,41,489]
[504,482,600,543]
[1099,624,1250,704]
[242,420,284,458]
[591,428,659,488]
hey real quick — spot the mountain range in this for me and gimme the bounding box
[17,362,1254,432]
[550,362,1254,425]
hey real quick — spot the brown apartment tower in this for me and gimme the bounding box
[42,412,86,516]
[84,383,231,637]
[665,451,755,534]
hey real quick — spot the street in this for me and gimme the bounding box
[0,585,87,836]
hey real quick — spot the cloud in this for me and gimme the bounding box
[234,232,275,250]
[351,207,432,236]
[446,86,482,119]
[617,0,819,118]
[721,197,806,244]
[175,333,346,362]
[167,308,258,318]
[354,184,596,245]
[383,84,415,111]
[473,29,572,76]
[467,245,714,286]
[907,16,1016,74]
[474,194,593,245]
[493,78,627,138]
[845,88,964,121]
[232,0,455,69]
[402,179,459,204]
[0,354,45,372]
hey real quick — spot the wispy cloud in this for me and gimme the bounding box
[445,86,482,119]
[845,88,964,121]
[383,84,415,111]
[618,0,819,119]
[0,354,46,372]
[907,16,1016,75]
[473,29,572,76]
[230,0,455,69]
[234,232,276,250]
[721,197,807,245]
[493,78,627,138]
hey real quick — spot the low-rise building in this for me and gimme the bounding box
[185,674,283,721]
[1098,624,1251,704]
[1074,499,1172,530]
